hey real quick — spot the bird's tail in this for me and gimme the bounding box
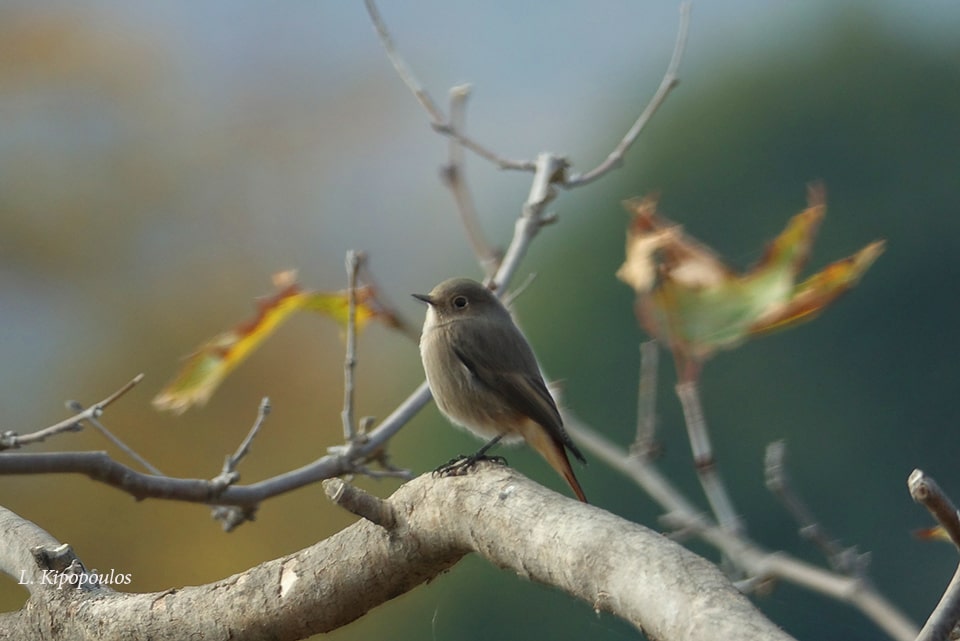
[518,420,588,503]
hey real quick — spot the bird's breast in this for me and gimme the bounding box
[420,324,521,440]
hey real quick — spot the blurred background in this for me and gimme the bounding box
[1,1,959,639]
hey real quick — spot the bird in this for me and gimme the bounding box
[413,277,587,502]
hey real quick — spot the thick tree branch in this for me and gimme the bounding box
[564,413,919,641]
[1,466,795,641]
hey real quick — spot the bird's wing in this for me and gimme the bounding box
[452,325,586,463]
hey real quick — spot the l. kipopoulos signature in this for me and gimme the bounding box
[18,568,132,590]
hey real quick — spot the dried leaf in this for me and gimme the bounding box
[914,526,951,542]
[617,195,731,292]
[617,187,883,381]
[153,271,381,414]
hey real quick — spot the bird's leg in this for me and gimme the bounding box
[434,434,508,477]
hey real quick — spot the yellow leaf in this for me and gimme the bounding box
[300,287,377,333]
[153,272,382,414]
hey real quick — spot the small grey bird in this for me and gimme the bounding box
[413,277,587,502]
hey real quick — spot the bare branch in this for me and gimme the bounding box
[500,272,537,307]
[0,374,144,451]
[1,470,797,641]
[0,378,432,507]
[563,413,919,641]
[225,397,271,478]
[441,84,501,277]
[202,385,271,531]
[0,447,344,507]
[363,0,533,171]
[490,153,568,293]
[675,380,744,537]
[362,0,443,123]
[910,470,960,641]
[566,1,692,187]
[910,469,960,547]
[630,340,660,458]
[66,397,162,476]
[209,397,272,491]
[366,0,688,185]
[341,250,365,443]
[765,440,869,576]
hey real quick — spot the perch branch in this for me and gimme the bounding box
[0,468,796,641]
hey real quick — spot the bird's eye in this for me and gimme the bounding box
[452,295,468,309]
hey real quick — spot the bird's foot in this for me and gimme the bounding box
[433,453,508,478]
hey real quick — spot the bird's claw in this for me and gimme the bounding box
[433,453,508,478]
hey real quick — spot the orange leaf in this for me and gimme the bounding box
[914,526,951,542]
[750,240,885,334]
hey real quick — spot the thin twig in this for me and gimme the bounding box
[65,399,162,476]
[0,374,144,451]
[766,440,868,576]
[341,250,365,443]
[566,1,692,187]
[211,397,271,492]
[363,0,443,123]
[675,380,744,537]
[630,340,660,458]
[500,272,537,307]
[910,470,960,641]
[441,84,500,277]
[363,0,533,171]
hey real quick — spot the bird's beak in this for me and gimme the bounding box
[412,293,434,305]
